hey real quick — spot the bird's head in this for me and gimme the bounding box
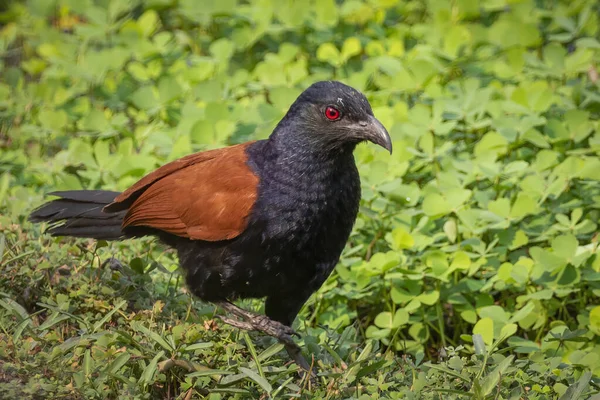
[273,81,392,154]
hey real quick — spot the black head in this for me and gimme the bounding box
[273,81,392,154]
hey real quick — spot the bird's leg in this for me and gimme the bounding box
[215,301,314,374]
[215,301,299,344]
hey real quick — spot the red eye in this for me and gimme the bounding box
[325,106,340,120]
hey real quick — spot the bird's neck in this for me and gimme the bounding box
[249,133,357,179]
[245,136,361,244]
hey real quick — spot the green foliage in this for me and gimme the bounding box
[1,0,600,398]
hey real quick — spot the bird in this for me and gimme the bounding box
[29,80,392,372]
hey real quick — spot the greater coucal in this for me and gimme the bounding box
[29,80,392,371]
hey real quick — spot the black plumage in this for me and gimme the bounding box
[29,190,125,240]
[29,81,391,370]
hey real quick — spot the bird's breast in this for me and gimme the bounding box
[253,162,361,256]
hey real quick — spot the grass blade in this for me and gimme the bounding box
[132,322,173,352]
[108,352,131,375]
[243,332,265,379]
[93,300,127,332]
[239,367,272,394]
[140,351,165,386]
[481,355,514,396]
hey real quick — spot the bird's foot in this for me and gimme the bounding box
[215,301,316,378]
[215,301,298,345]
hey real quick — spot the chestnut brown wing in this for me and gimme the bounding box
[103,143,259,241]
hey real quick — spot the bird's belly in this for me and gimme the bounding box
[176,207,353,302]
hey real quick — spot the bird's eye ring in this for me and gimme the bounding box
[325,106,341,121]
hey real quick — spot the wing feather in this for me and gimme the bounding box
[104,142,259,241]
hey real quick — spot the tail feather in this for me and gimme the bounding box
[46,190,121,204]
[29,190,126,240]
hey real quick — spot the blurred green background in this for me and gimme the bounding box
[1,0,600,398]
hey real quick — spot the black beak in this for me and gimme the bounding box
[360,115,392,153]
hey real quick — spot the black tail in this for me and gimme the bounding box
[29,190,126,240]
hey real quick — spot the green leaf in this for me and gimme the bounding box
[365,325,391,339]
[93,140,111,167]
[92,300,127,332]
[478,306,508,324]
[158,76,184,103]
[257,343,285,361]
[425,251,449,276]
[132,323,174,352]
[316,42,341,66]
[472,333,487,354]
[373,308,409,329]
[0,298,31,322]
[474,131,508,158]
[424,363,471,383]
[480,355,514,396]
[445,188,472,210]
[522,128,550,148]
[81,108,111,132]
[184,342,213,352]
[510,193,538,219]
[422,193,451,216]
[417,291,440,305]
[443,219,457,243]
[140,351,165,386]
[530,247,566,272]
[419,131,434,155]
[137,10,159,37]
[473,318,494,345]
[186,369,235,378]
[461,310,478,324]
[558,371,592,400]
[565,109,593,143]
[83,349,93,378]
[579,157,600,180]
[209,38,234,63]
[38,109,68,131]
[341,37,361,61]
[498,323,517,341]
[388,227,414,250]
[367,252,397,274]
[374,311,393,329]
[533,149,559,171]
[108,352,131,375]
[391,287,413,304]
[510,230,529,250]
[314,0,338,26]
[552,234,578,261]
[589,305,600,336]
[393,309,409,327]
[571,208,583,224]
[488,198,510,218]
[509,302,535,324]
[130,86,160,111]
[409,323,428,342]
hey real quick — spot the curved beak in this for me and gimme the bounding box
[359,115,392,154]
